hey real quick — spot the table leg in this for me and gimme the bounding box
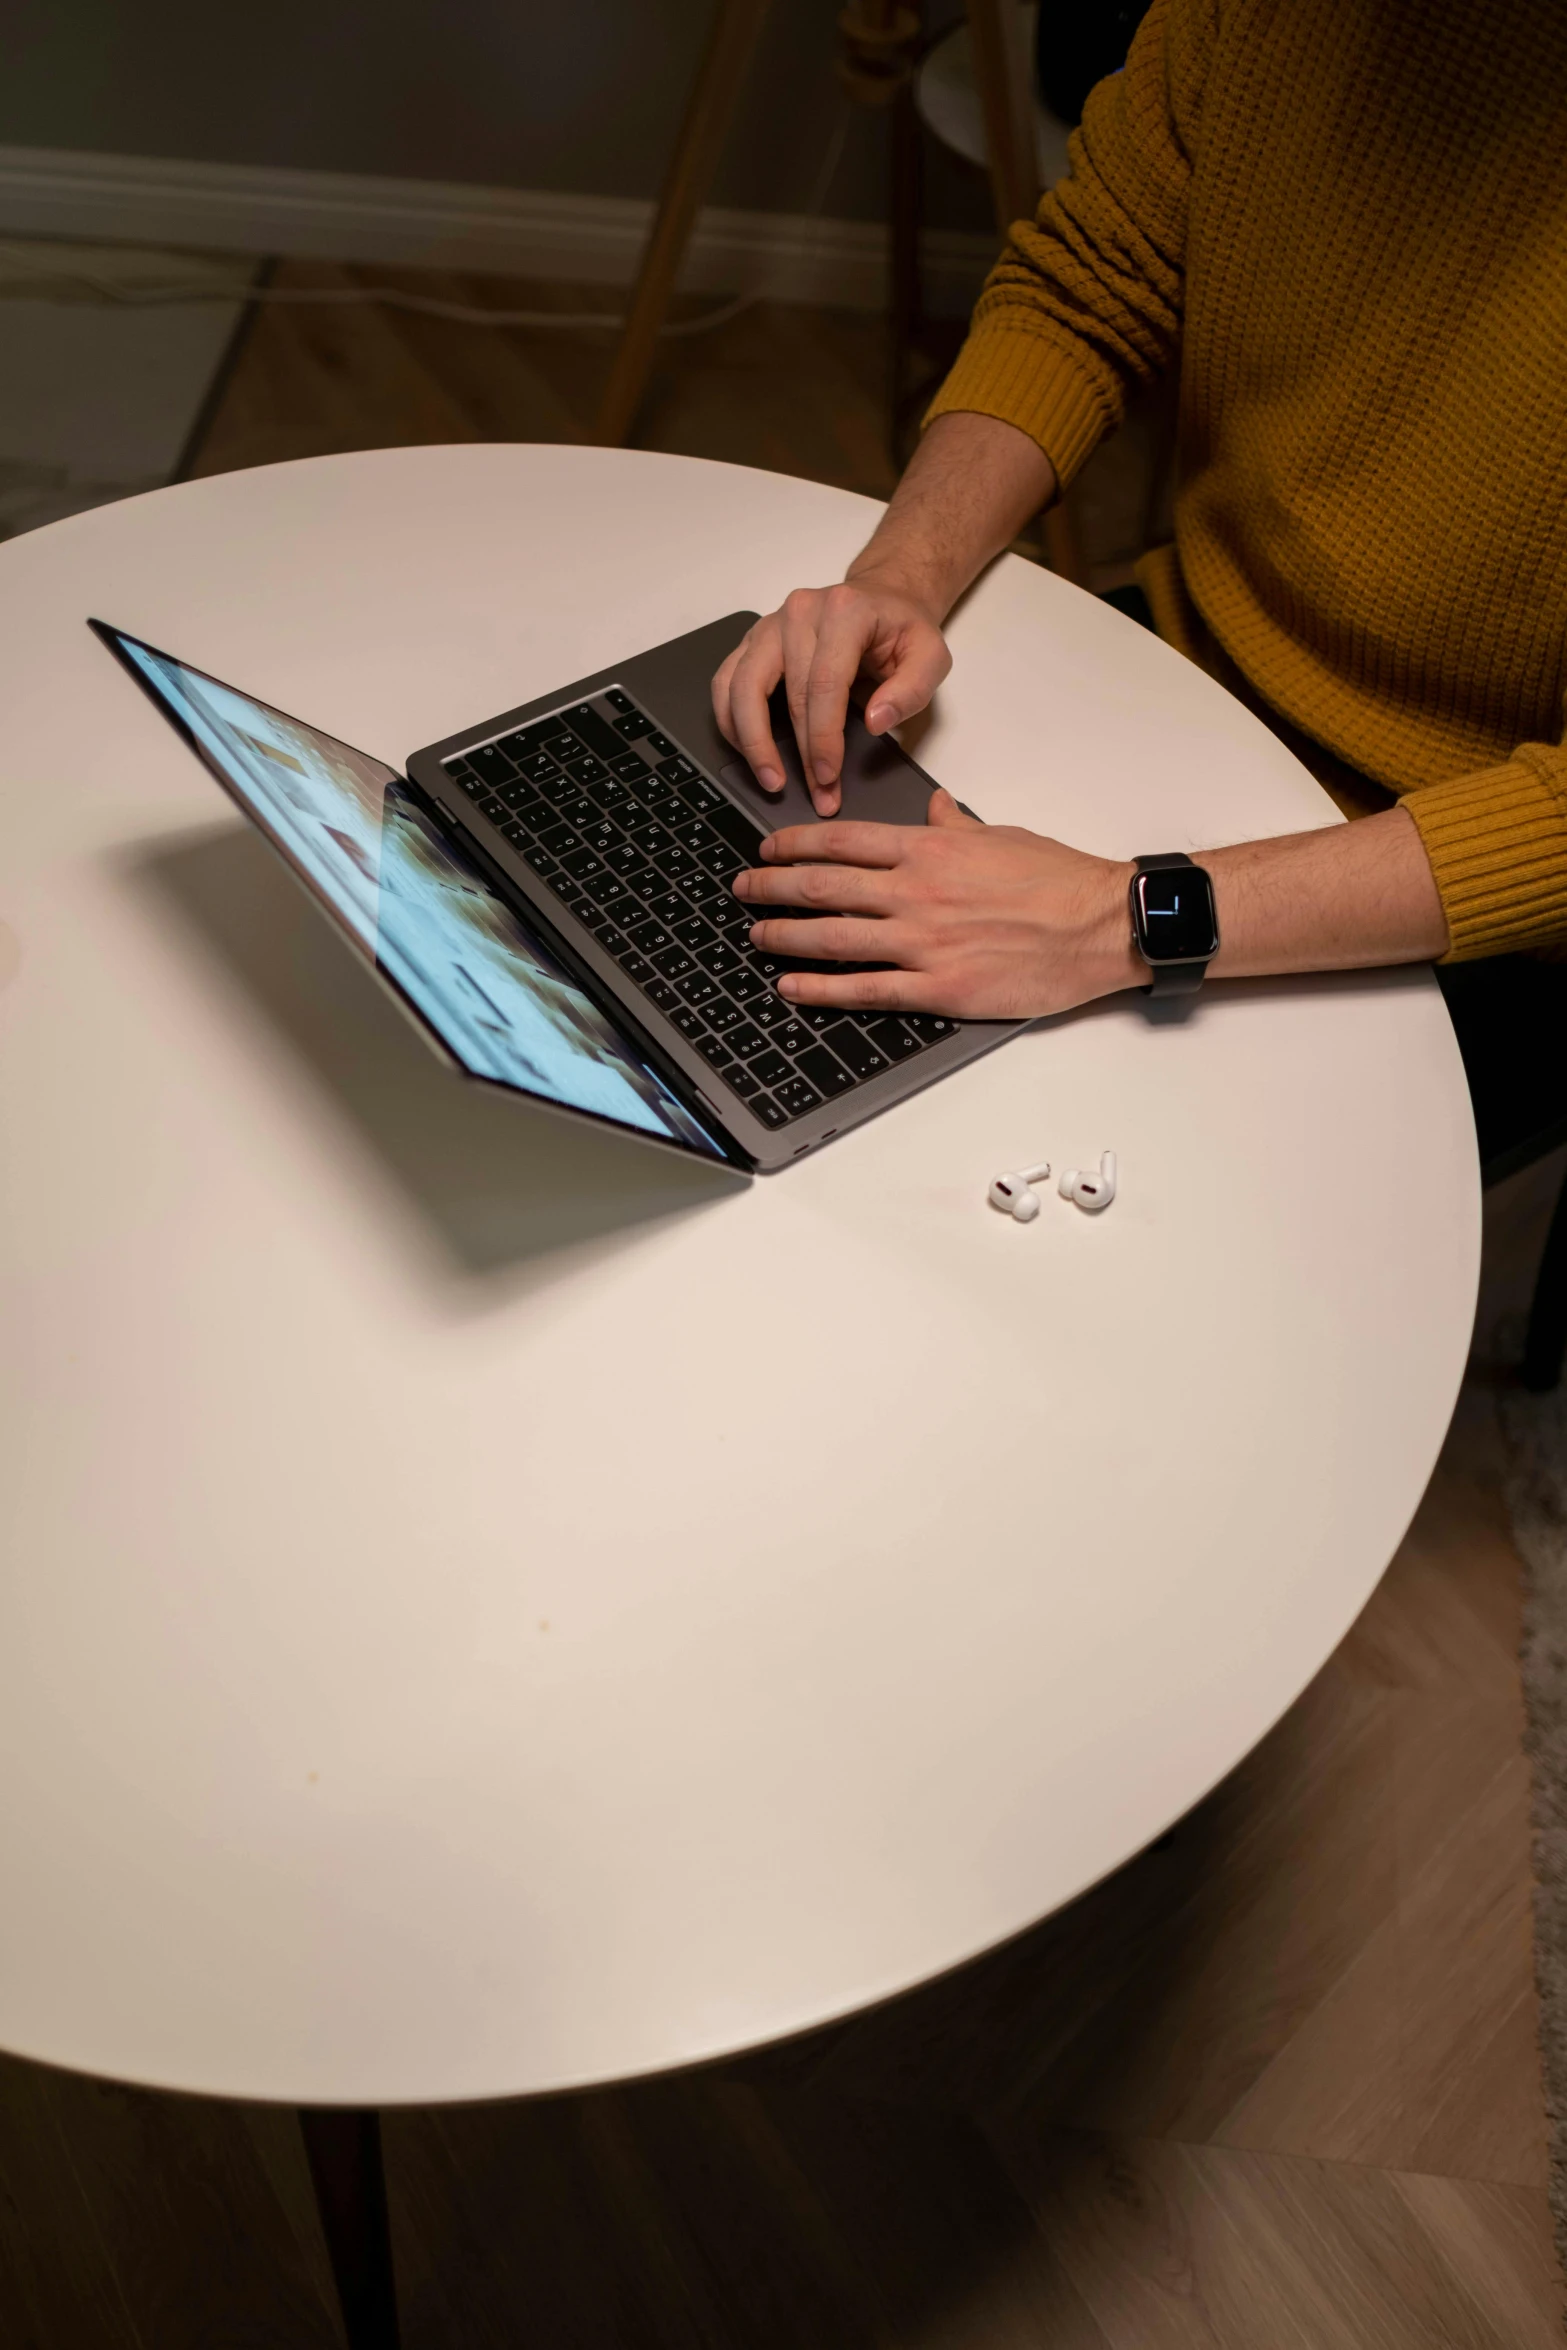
[299,2107,401,2350]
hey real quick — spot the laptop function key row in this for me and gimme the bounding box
[442,692,958,1127]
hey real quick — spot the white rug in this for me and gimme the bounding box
[0,239,254,540]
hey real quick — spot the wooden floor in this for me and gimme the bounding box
[1,258,1558,2345]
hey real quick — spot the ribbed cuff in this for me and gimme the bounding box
[1403,750,1567,961]
[923,330,1110,490]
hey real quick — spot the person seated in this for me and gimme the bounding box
[709,0,1567,1022]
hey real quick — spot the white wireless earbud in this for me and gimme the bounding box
[988,1162,1051,1222]
[1059,1151,1117,1213]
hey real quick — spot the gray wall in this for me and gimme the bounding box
[1,0,992,228]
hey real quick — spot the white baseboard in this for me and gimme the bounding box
[0,144,997,314]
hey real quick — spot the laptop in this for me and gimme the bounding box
[93,613,1024,1176]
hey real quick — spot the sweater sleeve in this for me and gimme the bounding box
[925,0,1217,487]
[1402,735,1567,960]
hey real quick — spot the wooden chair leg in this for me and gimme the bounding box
[595,0,776,446]
[299,2108,401,2350]
[965,0,1040,231]
[1523,1166,1567,1393]
[966,0,1089,586]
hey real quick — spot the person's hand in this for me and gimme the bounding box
[711,573,951,817]
[733,789,1142,1020]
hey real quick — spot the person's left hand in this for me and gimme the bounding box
[733,788,1142,1020]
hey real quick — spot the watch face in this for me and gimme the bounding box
[1133,866,1219,963]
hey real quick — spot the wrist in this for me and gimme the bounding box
[1079,858,1144,996]
[844,547,951,624]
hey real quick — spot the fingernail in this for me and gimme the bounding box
[732,873,750,897]
[814,759,837,787]
[757,765,782,791]
[866,701,897,732]
[778,978,800,999]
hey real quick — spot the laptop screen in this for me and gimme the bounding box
[100,627,732,1164]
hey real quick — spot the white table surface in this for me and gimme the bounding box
[0,445,1479,2108]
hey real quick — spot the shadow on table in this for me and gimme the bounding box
[122,825,744,1281]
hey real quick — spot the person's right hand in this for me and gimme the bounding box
[710,574,952,817]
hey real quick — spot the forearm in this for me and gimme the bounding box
[1088,807,1450,991]
[846,413,1058,618]
[1205,807,1450,976]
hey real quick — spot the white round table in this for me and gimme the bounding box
[0,445,1479,2112]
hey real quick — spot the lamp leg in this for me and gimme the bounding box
[596,0,776,446]
[299,2108,401,2350]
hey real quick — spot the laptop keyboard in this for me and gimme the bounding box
[439,688,957,1130]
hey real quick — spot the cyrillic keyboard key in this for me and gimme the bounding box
[900,1014,959,1042]
[645,978,681,1012]
[771,1018,814,1056]
[823,1021,890,1079]
[651,946,696,981]
[711,804,766,860]
[773,1076,823,1119]
[560,846,608,882]
[866,1015,924,1058]
[728,1022,768,1058]
[614,710,655,739]
[468,744,515,786]
[695,1035,734,1070]
[726,1065,763,1101]
[796,1044,856,1097]
[563,705,624,762]
[626,918,671,953]
[671,1006,707,1039]
[704,997,745,1034]
[752,1096,788,1129]
[673,915,717,953]
[677,973,720,1008]
[750,1050,792,1088]
[506,723,554,755]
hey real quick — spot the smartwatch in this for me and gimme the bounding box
[1129,852,1219,996]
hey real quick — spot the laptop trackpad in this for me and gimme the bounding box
[719,692,941,834]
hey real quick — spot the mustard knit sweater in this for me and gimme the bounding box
[927,0,1567,959]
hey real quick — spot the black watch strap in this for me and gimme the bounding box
[1133,852,1211,997]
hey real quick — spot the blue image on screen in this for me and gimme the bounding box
[114,636,728,1161]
